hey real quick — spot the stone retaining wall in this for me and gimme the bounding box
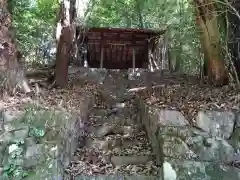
[0,93,94,179]
[136,97,240,180]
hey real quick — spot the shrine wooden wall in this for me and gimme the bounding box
[78,27,164,69]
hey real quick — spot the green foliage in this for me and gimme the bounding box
[2,105,45,179]
[86,0,201,74]
[29,127,45,138]
[11,0,59,65]
[2,143,27,179]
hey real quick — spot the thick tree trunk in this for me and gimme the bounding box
[0,0,30,93]
[55,0,76,87]
[194,0,228,85]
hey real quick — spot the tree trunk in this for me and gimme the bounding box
[228,2,240,77]
[0,0,30,93]
[135,0,144,28]
[194,0,228,85]
[55,0,76,87]
[174,49,181,72]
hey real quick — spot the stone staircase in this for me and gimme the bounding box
[67,89,160,179]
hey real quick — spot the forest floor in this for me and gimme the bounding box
[2,68,240,121]
[1,68,240,179]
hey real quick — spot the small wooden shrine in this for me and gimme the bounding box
[77,27,167,69]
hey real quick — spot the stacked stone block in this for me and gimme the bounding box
[0,93,93,179]
[137,97,240,180]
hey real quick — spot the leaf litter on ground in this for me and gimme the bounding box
[3,71,240,177]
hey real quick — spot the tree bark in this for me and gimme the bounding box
[0,0,30,93]
[228,2,240,77]
[55,0,76,87]
[135,0,144,28]
[194,0,228,85]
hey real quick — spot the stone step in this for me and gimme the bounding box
[90,123,135,138]
[85,137,142,150]
[110,155,154,166]
[74,175,159,180]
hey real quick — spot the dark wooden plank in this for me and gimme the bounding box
[84,27,163,69]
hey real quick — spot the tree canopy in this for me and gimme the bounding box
[11,0,59,64]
